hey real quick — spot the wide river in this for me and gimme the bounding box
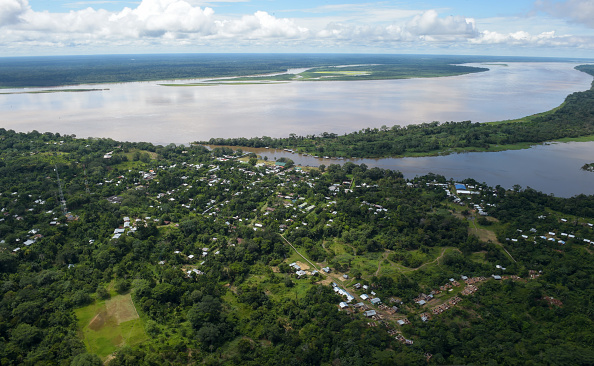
[1,61,593,196]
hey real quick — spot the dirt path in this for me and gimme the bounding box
[280,234,319,271]
[469,217,517,263]
[410,247,452,271]
[375,252,388,276]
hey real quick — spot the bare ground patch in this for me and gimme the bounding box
[296,261,310,270]
[105,294,139,324]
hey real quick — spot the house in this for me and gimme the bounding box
[397,319,406,326]
[360,294,369,300]
[370,298,381,305]
[296,270,307,277]
[343,274,349,279]
[364,310,376,317]
[322,267,331,273]
[339,302,348,309]
[492,275,502,280]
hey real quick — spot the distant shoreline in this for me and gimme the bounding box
[0,53,586,89]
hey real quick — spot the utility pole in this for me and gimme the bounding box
[83,164,90,194]
[55,164,67,215]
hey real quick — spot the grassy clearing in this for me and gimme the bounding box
[75,293,147,359]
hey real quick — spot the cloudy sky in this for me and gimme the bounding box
[1,0,594,57]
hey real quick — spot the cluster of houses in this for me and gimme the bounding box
[432,296,463,316]
[360,200,388,215]
[289,262,308,277]
[333,282,355,304]
[507,227,593,246]
[11,228,42,253]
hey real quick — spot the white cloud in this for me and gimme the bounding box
[406,10,477,40]
[1,0,593,55]
[0,0,30,26]
[470,29,594,49]
[316,10,477,43]
[537,0,594,28]
[218,11,308,39]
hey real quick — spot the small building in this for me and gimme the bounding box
[370,298,381,305]
[364,310,376,317]
[492,275,502,280]
[360,294,369,300]
[339,302,348,309]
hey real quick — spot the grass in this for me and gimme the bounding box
[75,293,147,360]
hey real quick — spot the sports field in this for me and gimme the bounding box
[75,293,148,359]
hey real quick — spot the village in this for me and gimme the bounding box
[2,142,592,361]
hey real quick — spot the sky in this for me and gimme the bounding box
[2,0,594,57]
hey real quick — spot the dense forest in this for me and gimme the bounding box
[0,129,592,365]
[0,53,565,88]
[205,65,594,158]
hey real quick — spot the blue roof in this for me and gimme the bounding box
[455,184,466,190]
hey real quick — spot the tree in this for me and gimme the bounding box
[115,279,131,294]
[196,323,221,347]
[71,353,102,366]
[10,323,41,348]
[97,286,110,300]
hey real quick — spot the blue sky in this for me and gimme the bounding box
[3,0,594,57]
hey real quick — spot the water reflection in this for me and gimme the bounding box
[0,62,591,145]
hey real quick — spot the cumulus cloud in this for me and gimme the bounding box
[0,0,30,26]
[537,0,594,28]
[316,10,477,43]
[1,1,592,54]
[0,0,308,49]
[470,29,594,49]
[406,10,478,39]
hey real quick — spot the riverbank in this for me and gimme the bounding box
[203,64,594,159]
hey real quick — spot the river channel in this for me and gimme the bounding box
[1,61,593,196]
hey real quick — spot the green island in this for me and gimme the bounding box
[0,54,539,88]
[170,63,488,86]
[0,129,593,365]
[581,163,594,172]
[0,88,108,95]
[203,65,594,158]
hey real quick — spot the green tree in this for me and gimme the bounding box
[71,353,102,366]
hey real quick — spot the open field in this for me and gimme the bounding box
[75,293,147,359]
